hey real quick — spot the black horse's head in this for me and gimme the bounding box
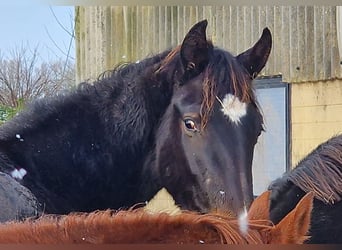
[144,20,272,215]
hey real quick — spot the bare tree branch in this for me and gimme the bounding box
[0,44,75,108]
[45,6,76,82]
[49,6,74,38]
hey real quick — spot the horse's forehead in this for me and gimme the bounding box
[174,75,204,104]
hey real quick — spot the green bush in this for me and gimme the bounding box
[0,105,21,125]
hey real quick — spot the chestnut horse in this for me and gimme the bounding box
[0,190,313,244]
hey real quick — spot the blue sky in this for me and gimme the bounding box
[0,2,74,62]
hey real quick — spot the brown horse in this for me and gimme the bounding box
[0,190,313,244]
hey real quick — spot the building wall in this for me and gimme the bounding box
[291,79,342,166]
[75,6,341,84]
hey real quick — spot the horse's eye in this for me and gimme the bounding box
[184,119,197,131]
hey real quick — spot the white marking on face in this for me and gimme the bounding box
[11,168,27,180]
[238,206,248,235]
[216,94,247,125]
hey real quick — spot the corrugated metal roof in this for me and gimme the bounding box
[76,6,342,83]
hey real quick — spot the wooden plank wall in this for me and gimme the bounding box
[75,6,341,83]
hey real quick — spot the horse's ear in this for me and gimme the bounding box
[269,192,314,244]
[180,20,211,78]
[248,191,271,221]
[236,28,272,79]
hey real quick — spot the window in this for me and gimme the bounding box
[252,76,290,195]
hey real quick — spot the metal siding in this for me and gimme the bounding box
[76,6,342,83]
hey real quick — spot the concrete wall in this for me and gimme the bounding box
[291,79,342,166]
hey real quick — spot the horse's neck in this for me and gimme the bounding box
[269,179,306,224]
[138,150,163,202]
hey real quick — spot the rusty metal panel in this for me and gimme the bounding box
[75,6,342,83]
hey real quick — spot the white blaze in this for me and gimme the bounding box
[217,94,247,125]
[238,206,248,235]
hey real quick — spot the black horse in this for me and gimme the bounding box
[268,134,342,243]
[140,21,272,214]
[0,172,40,222]
[0,20,271,216]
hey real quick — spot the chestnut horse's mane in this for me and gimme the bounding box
[0,209,270,244]
[0,189,313,244]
